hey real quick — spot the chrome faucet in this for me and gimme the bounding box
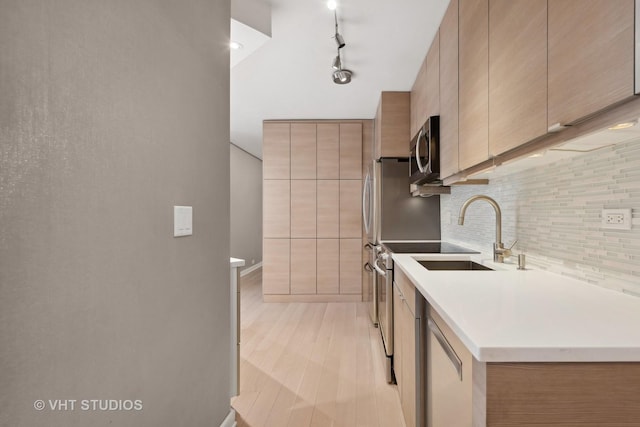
[458,195,513,263]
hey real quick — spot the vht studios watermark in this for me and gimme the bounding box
[33,399,143,412]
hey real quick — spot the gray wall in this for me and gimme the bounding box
[441,138,640,296]
[230,144,263,270]
[0,1,231,426]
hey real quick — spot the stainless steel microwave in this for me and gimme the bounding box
[409,116,440,185]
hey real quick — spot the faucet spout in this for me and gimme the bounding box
[458,195,507,262]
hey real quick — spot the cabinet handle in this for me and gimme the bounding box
[428,318,463,380]
[364,262,373,273]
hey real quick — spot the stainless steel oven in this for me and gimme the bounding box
[373,249,394,383]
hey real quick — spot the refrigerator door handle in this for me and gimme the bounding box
[362,171,371,234]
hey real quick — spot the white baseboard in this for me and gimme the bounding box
[220,409,236,427]
[240,261,262,277]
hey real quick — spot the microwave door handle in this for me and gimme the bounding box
[415,128,426,173]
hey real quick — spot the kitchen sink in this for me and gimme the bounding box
[418,260,494,271]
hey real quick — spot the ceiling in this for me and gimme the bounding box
[230,0,449,158]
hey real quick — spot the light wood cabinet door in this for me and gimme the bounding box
[427,307,472,427]
[459,0,489,170]
[339,180,362,238]
[339,123,363,179]
[425,30,440,119]
[411,57,428,140]
[263,123,290,179]
[393,284,404,400]
[317,123,340,179]
[291,180,316,238]
[548,0,634,128]
[489,0,547,157]
[317,180,339,238]
[439,0,459,179]
[339,239,362,294]
[263,180,290,238]
[317,239,339,294]
[290,239,316,294]
[375,92,411,159]
[263,239,290,294]
[401,300,416,427]
[291,123,317,179]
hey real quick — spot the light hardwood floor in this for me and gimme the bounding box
[232,269,406,427]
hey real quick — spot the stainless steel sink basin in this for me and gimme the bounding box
[418,260,494,271]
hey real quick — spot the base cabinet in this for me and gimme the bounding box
[394,268,423,427]
[425,306,640,427]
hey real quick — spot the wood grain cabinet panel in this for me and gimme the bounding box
[339,123,363,179]
[317,239,339,294]
[339,180,362,238]
[489,0,547,157]
[410,57,428,140]
[339,239,362,294]
[425,30,440,119]
[458,0,489,170]
[439,0,459,179]
[291,123,317,179]
[290,239,317,294]
[317,180,339,238]
[548,0,634,128]
[317,123,340,179]
[263,180,290,238]
[263,239,290,294]
[263,123,290,179]
[375,92,411,159]
[291,180,316,238]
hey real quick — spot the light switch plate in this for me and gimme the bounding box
[174,206,193,237]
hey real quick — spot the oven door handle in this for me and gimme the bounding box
[373,258,387,276]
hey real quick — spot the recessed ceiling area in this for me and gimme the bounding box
[230,0,449,158]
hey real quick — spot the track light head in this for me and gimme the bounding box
[332,55,342,70]
[332,69,352,84]
[335,33,345,49]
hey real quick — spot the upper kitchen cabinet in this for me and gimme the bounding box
[374,92,411,159]
[317,123,340,179]
[339,123,363,179]
[548,0,634,128]
[263,122,290,179]
[439,0,459,179]
[489,0,547,156]
[411,32,440,141]
[410,59,428,140]
[290,123,317,179]
[458,0,489,170]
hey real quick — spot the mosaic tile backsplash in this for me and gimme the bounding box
[440,138,640,296]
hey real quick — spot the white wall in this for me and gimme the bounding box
[230,144,263,270]
[0,1,231,425]
[441,138,640,296]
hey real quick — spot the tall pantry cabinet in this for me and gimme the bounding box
[262,121,364,302]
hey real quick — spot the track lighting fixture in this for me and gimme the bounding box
[330,8,352,84]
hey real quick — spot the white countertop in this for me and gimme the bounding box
[230,257,245,268]
[392,252,640,363]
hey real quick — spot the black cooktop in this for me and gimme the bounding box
[381,241,479,254]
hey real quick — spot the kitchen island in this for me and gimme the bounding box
[392,252,640,427]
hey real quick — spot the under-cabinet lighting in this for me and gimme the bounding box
[608,120,637,130]
[230,41,243,50]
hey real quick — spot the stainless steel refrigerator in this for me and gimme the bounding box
[362,158,441,325]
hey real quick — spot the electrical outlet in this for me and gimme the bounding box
[601,209,632,230]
